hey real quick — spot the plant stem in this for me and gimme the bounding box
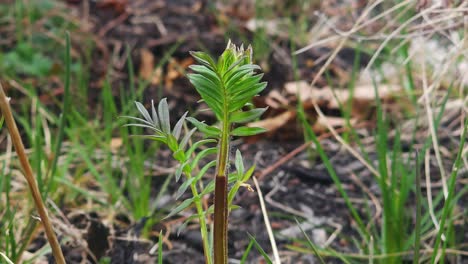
[0,84,66,264]
[190,181,212,264]
[214,174,228,264]
[214,118,230,264]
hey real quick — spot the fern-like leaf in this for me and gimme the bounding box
[188,41,267,128]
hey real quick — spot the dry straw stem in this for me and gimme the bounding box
[253,177,281,264]
[0,84,66,264]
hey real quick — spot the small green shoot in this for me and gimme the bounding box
[124,41,267,263]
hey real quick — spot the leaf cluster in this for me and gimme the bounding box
[123,98,255,211]
[188,41,268,136]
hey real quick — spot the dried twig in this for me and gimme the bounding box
[0,83,65,264]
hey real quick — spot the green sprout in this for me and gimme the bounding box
[124,41,267,264]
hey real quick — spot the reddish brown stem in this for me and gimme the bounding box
[213,175,228,264]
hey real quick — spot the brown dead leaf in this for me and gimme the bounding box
[248,110,296,133]
[164,57,194,90]
[284,81,401,110]
[312,116,351,134]
[139,49,162,85]
[110,138,123,153]
[265,90,289,109]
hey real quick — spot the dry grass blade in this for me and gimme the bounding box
[253,177,281,264]
[0,83,66,264]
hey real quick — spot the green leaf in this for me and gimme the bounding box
[175,177,196,200]
[173,149,185,161]
[172,111,188,140]
[190,147,217,169]
[234,149,245,180]
[120,115,155,127]
[230,108,267,123]
[164,198,194,219]
[188,74,223,118]
[186,117,221,138]
[185,139,217,158]
[175,161,190,182]
[189,65,222,87]
[135,101,153,123]
[158,98,171,134]
[123,123,162,133]
[179,127,197,151]
[201,174,237,196]
[189,51,216,70]
[137,135,167,144]
[177,214,200,236]
[242,165,256,182]
[194,160,217,182]
[228,73,264,96]
[231,81,267,102]
[151,100,161,129]
[224,64,260,90]
[167,134,178,152]
[231,126,267,136]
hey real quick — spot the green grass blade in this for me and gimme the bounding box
[158,230,163,264]
[240,239,254,264]
[430,118,467,262]
[45,31,71,195]
[297,103,368,240]
[413,151,422,264]
[295,218,326,264]
[247,233,273,264]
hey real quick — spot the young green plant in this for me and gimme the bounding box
[124,41,267,264]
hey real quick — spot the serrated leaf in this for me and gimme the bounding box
[158,98,171,134]
[172,111,188,140]
[231,126,267,136]
[164,198,194,219]
[230,108,267,123]
[186,117,221,137]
